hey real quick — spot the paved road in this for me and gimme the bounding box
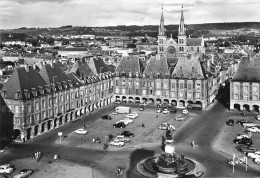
[1,102,260,178]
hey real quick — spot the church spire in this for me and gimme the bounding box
[179,4,185,36]
[158,4,165,36]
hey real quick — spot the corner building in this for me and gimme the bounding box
[1,62,114,141]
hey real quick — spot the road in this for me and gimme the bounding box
[1,101,260,178]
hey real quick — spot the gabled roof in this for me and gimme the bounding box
[186,38,202,46]
[1,67,46,100]
[67,61,94,78]
[115,55,144,74]
[232,56,260,82]
[171,54,206,79]
[88,57,110,75]
[143,55,169,76]
[39,63,70,85]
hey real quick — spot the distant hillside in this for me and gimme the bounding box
[0,22,259,40]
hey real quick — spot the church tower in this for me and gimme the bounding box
[158,5,167,55]
[178,4,187,54]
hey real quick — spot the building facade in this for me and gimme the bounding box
[1,62,114,141]
[230,55,260,112]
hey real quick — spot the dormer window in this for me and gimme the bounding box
[14,90,20,100]
[38,86,44,95]
[31,88,37,97]
[57,82,62,90]
[24,89,30,99]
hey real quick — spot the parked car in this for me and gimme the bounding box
[242,122,258,127]
[110,140,125,147]
[121,118,133,124]
[14,169,34,178]
[227,158,239,165]
[162,109,169,114]
[256,115,260,120]
[125,113,138,119]
[236,120,251,125]
[156,109,162,113]
[226,119,234,126]
[116,120,129,125]
[240,147,258,154]
[246,127,260,133]
[140,102,147,106]
[113,122,126,128]
[175,115,186,121]
[236,145,256,152]
[0,164,14,174]
[170,108,177,113]
[120,130,134,138]
[247,152,260,159]
[102,115,112,120]
[74,129,88,135]
[116,135,130,143]
[139,107,144,111]
[254,157,260,164]
[182,109,189,114]
[236,134,250,139]
[233,138,253,145]
[158,123,175,130]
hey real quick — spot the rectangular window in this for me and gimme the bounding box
[172,91,176,98]
[253,86,258,92]
[15,117,19,125]
[136,89,139,95]
[60,95,63,102]
[165,90,169,96]
[180,83,184,89]
[157,82,160,88]
[116,80,119,86]
[143,89,146,95]
[172,83,175,89]
[156,90,161,96]
[179,91,184,98]
[129,89,132,94]
[235,85,239,91]
[188,84,192,90]
[150,82,154,87]
[35,102,39,110]
[164,82,168,89]
[196,83,201,89]
[15,106,19,113]
[71,92,74,99]
[196,92,200,99]
[253,95,258,101]
[188,92,192,99]
[143,81,146,87]
[42,111,46,118]
[150,90,153,95]
[244,95,249,100]
[122,88,126,94]
[244,86,249,92]
[129,81,132,86]
[122,80,125,86]
[28,104,31,112]
[66,94,69,100]
[235,94,239,100]
[42,100,45,107]
[135,81,139,87]
[115,88,120,94]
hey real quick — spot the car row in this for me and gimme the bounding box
[110,131,134,147]
[158,123,175,130]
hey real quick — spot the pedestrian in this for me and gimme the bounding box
[142,123,145,128]
[93,138,96,143]
[156,114,158,118]
[84,124,86,128]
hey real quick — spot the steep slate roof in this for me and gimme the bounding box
[115,55,144,74]
[39,63,70,85]
[186,38,202,46]
[232,56,260,82]
[88,57,109,74]
[144,55,169,75]
[67,61,94,78]
[171,54,206,79]
[1,67,46,100]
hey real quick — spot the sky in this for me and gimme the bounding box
[0,0,259,29]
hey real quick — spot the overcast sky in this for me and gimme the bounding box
[0,0,259,29]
